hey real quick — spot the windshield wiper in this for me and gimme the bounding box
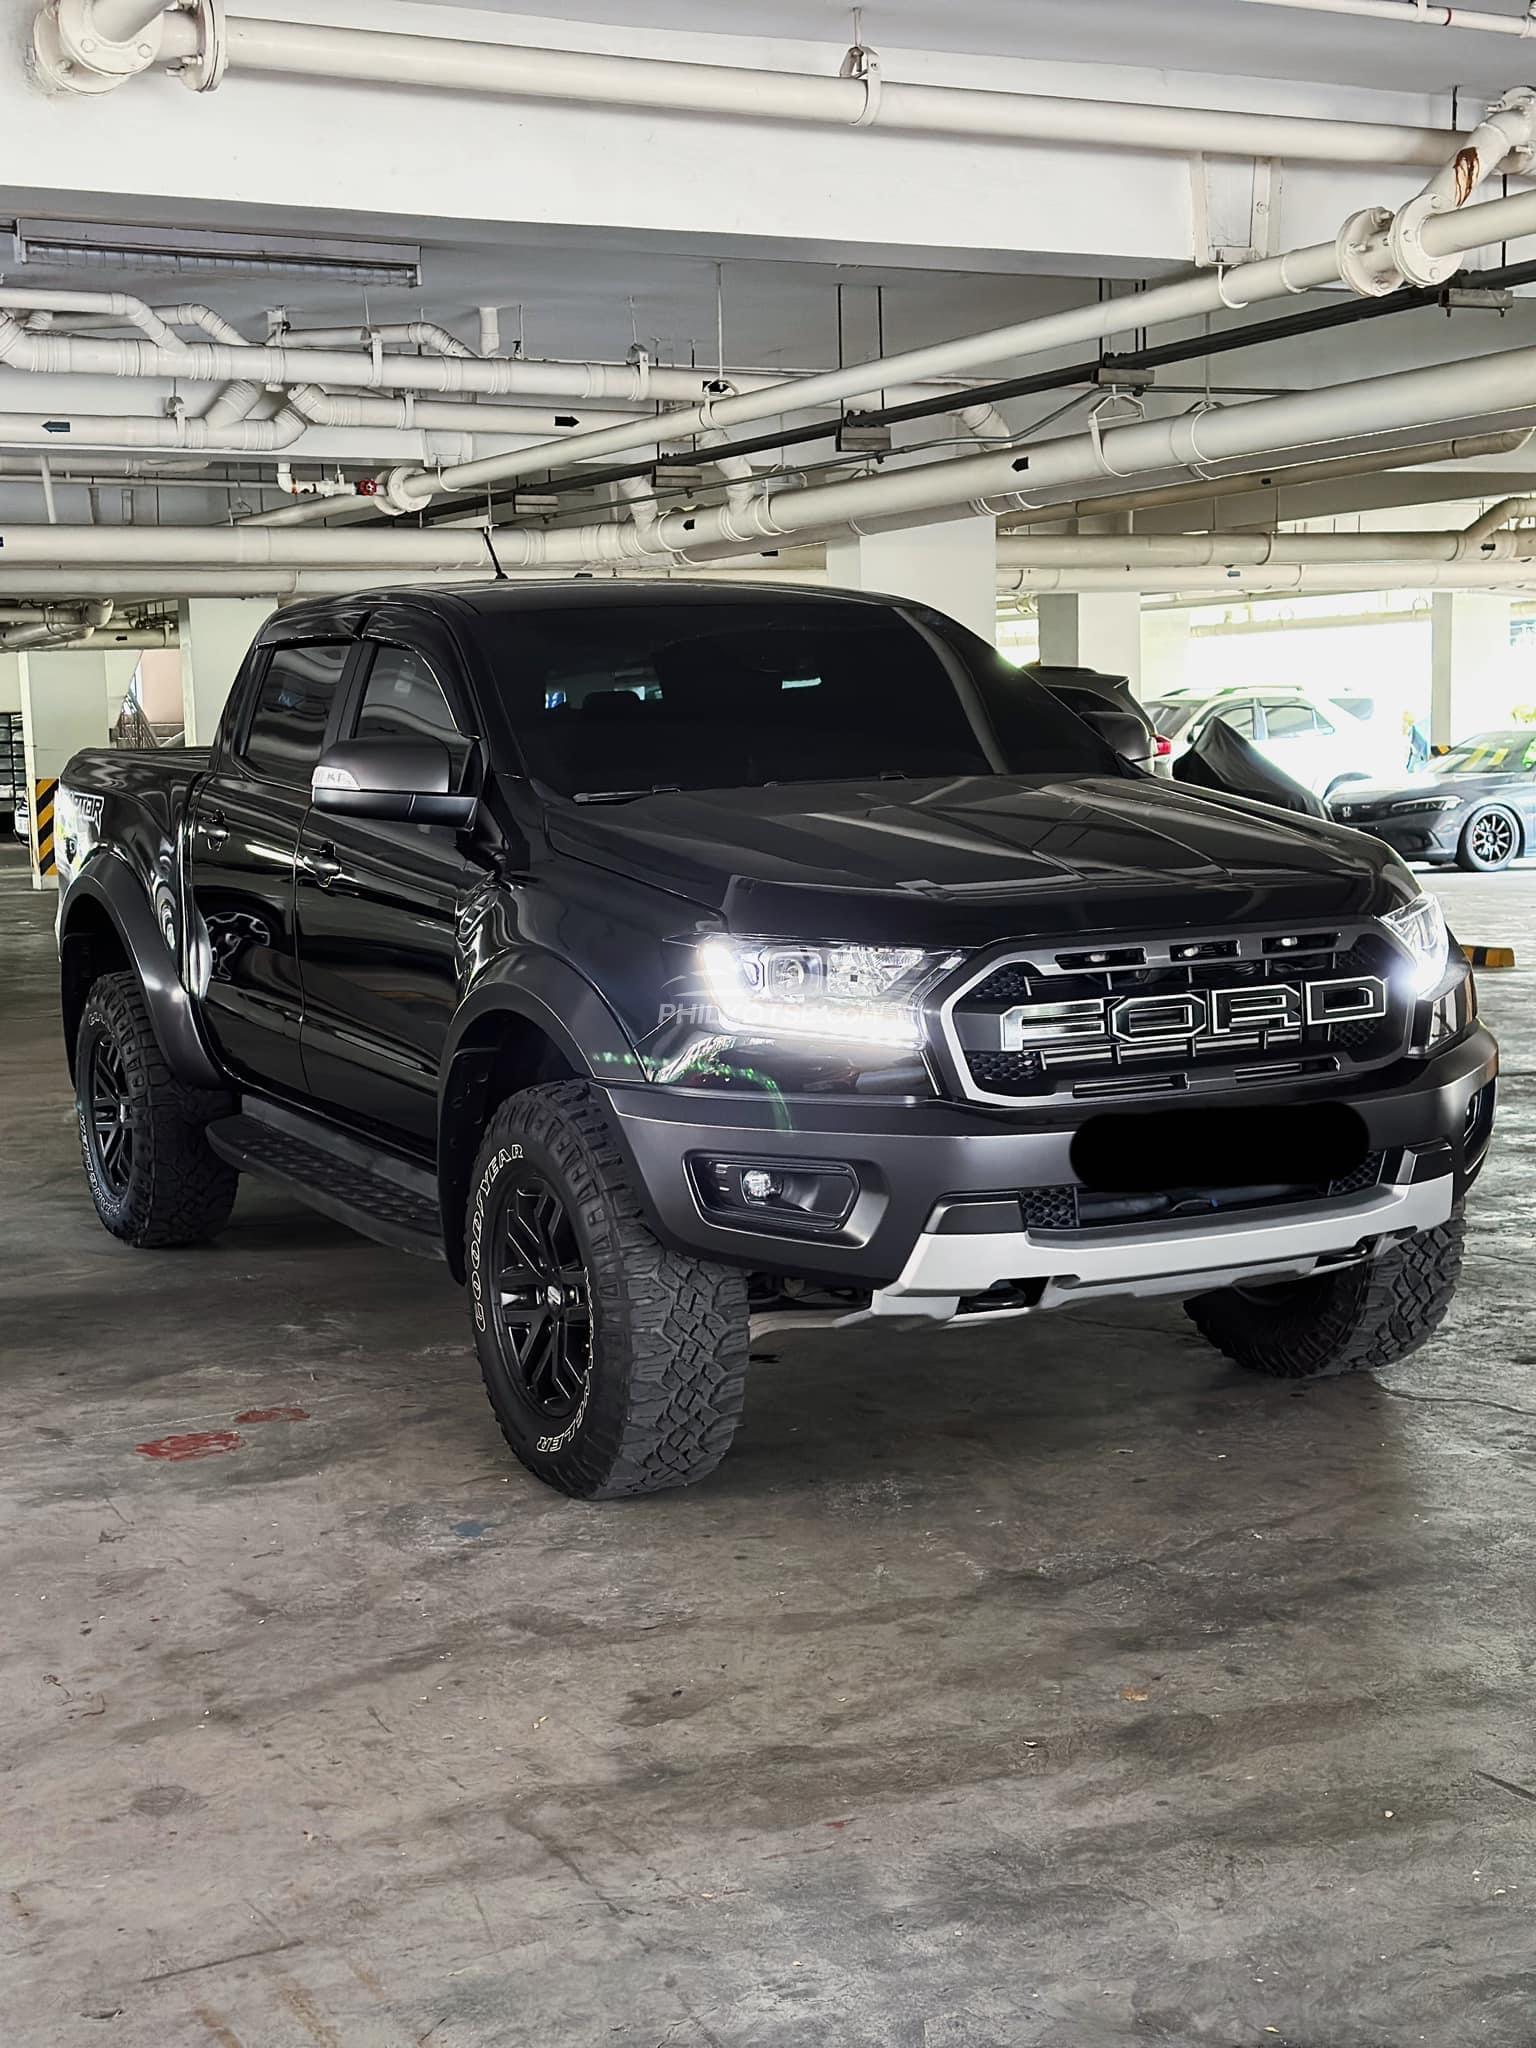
[572,783,682,805]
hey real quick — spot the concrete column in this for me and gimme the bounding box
[0,653,21,715]
[1141,611,1192,700]
[18,649,125,888]
[180,598,276,746]
[1430,592,1512,747]
[1036,593,1144,692]
[826,515,998,643]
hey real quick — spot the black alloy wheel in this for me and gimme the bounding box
[1461,805,1519,871]
[489,1170,593,1420]
[86,1031,135,1199]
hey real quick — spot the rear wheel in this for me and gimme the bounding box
[466,1081,749,1499]
[1458,805,1520,872]
[74,971,237,1247]
[1185,1204,1464,1380]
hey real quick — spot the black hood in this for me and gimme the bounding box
[548,774,1410,945]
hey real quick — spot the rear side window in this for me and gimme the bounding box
[355,645,474,782]
[1266,702,1329,738]
[242,644,349,785]
[1210,704,1257,740]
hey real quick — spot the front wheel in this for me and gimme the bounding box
[74,971,238,1247]
[466,1081,749,1499]
[1185,1204,1464,1380]
[1458,804,1520,872]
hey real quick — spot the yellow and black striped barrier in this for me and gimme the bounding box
[33,776,57,879]
[1466,944,1516,970]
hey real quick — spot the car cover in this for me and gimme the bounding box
[1173,717,1326,818]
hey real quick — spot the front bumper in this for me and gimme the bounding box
[1330,812,1463,862]
[599,1024,1497,1308]
[853,1174,1455,1324]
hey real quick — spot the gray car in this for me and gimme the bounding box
[1328,729,1536,871]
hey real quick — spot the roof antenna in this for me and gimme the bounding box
[481,524,508,580]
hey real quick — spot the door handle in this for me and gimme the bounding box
[302,845,343,889]
[199,808,228,852]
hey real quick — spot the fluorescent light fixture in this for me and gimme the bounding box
[11,219,421,288]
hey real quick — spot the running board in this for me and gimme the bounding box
[206,1100,444,1261]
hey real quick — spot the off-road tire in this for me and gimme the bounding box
[74,971,238,1247]
[1457,804,1520,872]
[1185,1203,1464,1379]
[466,1080,750,1499]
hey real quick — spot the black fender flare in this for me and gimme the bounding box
[436,953,644,1278]
[58,851,225,1090]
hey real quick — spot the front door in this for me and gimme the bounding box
[295,638,480,1149]
[187,640,352,1094]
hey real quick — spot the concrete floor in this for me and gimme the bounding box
[3,844,1535,2048]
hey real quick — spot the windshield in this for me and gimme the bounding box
[1434,731,1536,776]
[479,601,1121,799]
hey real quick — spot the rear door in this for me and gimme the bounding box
[187,639,354,1094]
[295,629,481,1148]
[1255,699,1335,793]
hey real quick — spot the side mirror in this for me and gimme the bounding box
[311,738,478,828]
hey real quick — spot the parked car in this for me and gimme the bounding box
[12,791,28,844]
[1329,728,1536,870]
[1148,686,1412,800]
[1029,664,1172,774]
[53,582,1493,1499]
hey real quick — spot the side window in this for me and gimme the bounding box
[355,645,474,783]
[1264,702,1319,739]
[242,644,350,786]
[1211,703,1257,740]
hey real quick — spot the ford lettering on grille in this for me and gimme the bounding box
[999,974,1388,1066]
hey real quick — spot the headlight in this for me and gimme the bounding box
[698,938,958,1048]
[1381,891,1450,998]
[1389,796,1462,815]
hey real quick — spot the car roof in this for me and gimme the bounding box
[261,578,919,641]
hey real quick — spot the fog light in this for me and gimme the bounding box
[693,1156,858,1231]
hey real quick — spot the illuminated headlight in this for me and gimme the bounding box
[1389,796,1463,815]
[1381,891,1450,998]
[698,938,958,1048]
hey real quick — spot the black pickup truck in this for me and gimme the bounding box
[53,582,1495,1498]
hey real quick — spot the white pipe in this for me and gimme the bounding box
[0,297,887,416]
[1000,430,1534,524]
[1387,88,1536,287]
[698,428,758,515]
[0,395,311,453]
[998,561,1536,592]
[39,457,57,525]
[0,289,183,350]
[152,303,249,346]
[1462,493,1536,541]
[994,529,1536,567]
[278,321,476,358]
[1238,0,1536,36]
[14,333,1536,584]
[478,308,501,358]
[376,180,1536,511]
[90,0,168,38]
[282,387,641,436]
[140,13,1504,170]
[535,336,1536,567]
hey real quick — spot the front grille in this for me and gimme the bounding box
[969,1050,1045,1092]
[1015,1153,1386,1231]
[943,925,1404,1104]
